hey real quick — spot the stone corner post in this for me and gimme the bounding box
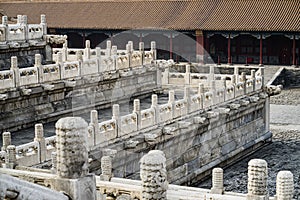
[276,170,294,200]
[34,123,46,163]
[140,150,168,200]
[211,168,224,194]
[246,159,268,200]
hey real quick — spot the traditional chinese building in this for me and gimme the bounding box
[1,0,299,65]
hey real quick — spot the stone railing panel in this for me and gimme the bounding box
[173,99,188,118]
[130,52,143,67]
[7,24,26,42]
[255,76,263,90]
[169,73,185,85]
[116,55,129,70]
[45,136,56,160]
[81,58,99,76]
[215,89,225,104]
[158,103,173,123]
[97,119,117,145]
[61,61,80,79]
[19,66,39,86]
[225,85,235,101]
[0,70,15,89]
[144,51,154,65]
[141,108,156,129]
[235,82,245,97]
[203,92,213,108]
[16,141,39,166]
[39,64,60,83]
[27,24,43,40]
[246,79,254,94]
[100,56,115,72]
[120,113,138,136]
[190,94,202,112]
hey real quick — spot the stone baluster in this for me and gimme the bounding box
[234,66,239,83]
[246,159,268,200]
[40,14,47,35]
[51,152,57,174]
[140,150,168,200]
[76,50,83,61]
[56,52,63,79]
[133,99,141,130]
[17,15,22,24]
[112,104,121,137]
[184,86,191,114]
[151,41,157,60]
[211,168,224,194]
[100,156,112,181]
[251,69,256,91]
[261,67,265,87]
[276,171,294,200]
[2,16,8,26]
[1,132,11,151]
[198,83,204,109]
[35,54,43,83]
[211,80,216,104]
[222,78,227,102]
[112,45,118,70]
[168,90,175,119]
[5,145,16,169]
[10,56,20,87]
[241,72,247,94]
[126,43,131,68]
[34,123,46,163]
[139,41,145,65]
[89,110,99,146]
[185,64,191,84]
[96,47,101,73]
[209,65,215,83]
[151,94,159,124]
[56,117,89,179]
[84,40,91,60]
[128,41,133,53]
[106,40,112,57]
[22,15,28,25]
[62,42,68,62]
[54,117,96,200]
[162,64,169,85]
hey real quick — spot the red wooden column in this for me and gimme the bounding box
[292,35,296,66]
[169,33,173,60]
[259,34,263,66]
[196,30,204,64]
[227,34,231,64]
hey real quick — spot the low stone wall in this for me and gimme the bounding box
[0,65,161,132]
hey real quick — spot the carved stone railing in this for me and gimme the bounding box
[0,40,156,91]
[0,15,47,49]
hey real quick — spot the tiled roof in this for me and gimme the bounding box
[1,0,299,31]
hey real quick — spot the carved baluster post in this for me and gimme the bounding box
[89,110,99,146]
[184,64,191,85]
[209,65,215,83]
[133,99,141,130]
[2,132,11,151]
[51,152,57,174]
[151,94,159,124]
[112,104,121,137]
[140,150,168,200]
[40,14,47,35]
[34,124,46,163]
[241,72,247,94]
[251,69,256,91]
[246,159,268,200]
[211,168,224,194]
[151,41,157,60]
[184,86,191,114]
[234,66,239,83]
[231,74,237,98]
[100,156,112,181]
[56,52,63,79]
[198,83,204,109]
[168,90,175,119]
[96,47,101,73]
[106,40,112,57]
[139,41,145,65]
[5,145,16,169]
[276,171,294,200]
[11,56,20,87]
[62,42,68,62]
[126,43,131,68]
[84,40,91,60]
[35,54,43,83]
[2,16,8,41]
[112,45,118,71]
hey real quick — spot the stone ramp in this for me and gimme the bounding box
[263,65,282,85]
